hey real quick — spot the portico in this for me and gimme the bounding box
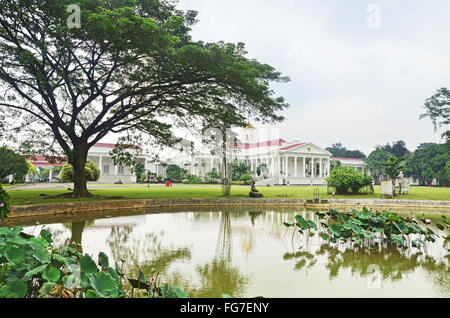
[250,142,332,186]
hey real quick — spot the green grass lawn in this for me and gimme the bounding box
[6,185,450,206]
[1,183,24,189]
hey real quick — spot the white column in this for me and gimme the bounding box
[115,165,119,176]
[277,155,281,178]
[49,167,53,181]
[210,157,214,171]
[302,157,306,177]
[285,156,289,177]
[294,156,298,177]
[327,158,331,177]
[311,158,315,178]
[156,163,159,177]
[99,156,103,176]
[271,155,275,177]
[319,158,323,178]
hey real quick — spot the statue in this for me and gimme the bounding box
[249,181,263,198]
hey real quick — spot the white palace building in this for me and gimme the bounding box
[24,124,366,185]
[185,124,366,186]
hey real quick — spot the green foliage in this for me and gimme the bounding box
[330,160,341,172]
[239,173,252,184]
[60,160,100,183]
[326,167,373,194]
[420,87,450,140]
[26,160,36,175]
[446,161,450,183]
[205,168,221,184]
[0,227,187,298]
[404,143,449,186]
[0,147,29,180]
[231,159,250,181]
[59,164,74,183]
[382,155,406,184]
[365,148,392,184]
[133,163,145,183]
[183,174,204,184]
[325,143,366,159]
[166,165,188,182]
[379,140,411,158]
[86,160,100,182]
[0,0,289,197]
[284,208,447,248]
[0,185,10,221]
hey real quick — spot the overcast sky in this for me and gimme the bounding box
[173,0,450,155]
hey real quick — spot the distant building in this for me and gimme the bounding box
[25,143,150,184]
[182,124,368,186]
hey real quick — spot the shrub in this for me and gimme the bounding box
[0,185,10,221]
[239,173,252,184]
[326,167,373,194]
[60,160,100,183]
[183,174,204,184]
[205,168,221,184]
[86,160,100,181]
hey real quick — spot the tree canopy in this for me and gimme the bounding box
[325,143,366,159]
[420,87,450,141]
[404,143,449,186]
[0,0,289,197]
[0,147,29,180]
[378,140,410,158]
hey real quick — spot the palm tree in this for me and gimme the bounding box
[382,155,406,196]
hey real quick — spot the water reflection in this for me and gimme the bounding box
[14,208,449,298]
[106,225,192,278]
[193,212,250,298]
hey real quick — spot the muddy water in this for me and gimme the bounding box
[8,207,449,298]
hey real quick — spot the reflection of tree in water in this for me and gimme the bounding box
[64,221,95,253]
[43,220,95,253]
[106,226,191,277]
[216,212,232,259]
[194,212,249,298]
[249,212,263,226]
[284,243,449,297]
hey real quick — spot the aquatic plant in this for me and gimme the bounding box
[0,184,10,221]
[0,226,187,298]
[284,208,449,248]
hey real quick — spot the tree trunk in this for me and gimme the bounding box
[70,221,85,253]
[72,142,91,198]
[221,131,231,196]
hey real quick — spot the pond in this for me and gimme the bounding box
[8,207,450,298]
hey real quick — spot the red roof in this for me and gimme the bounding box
[279,142,307,151]
[26,155,66,167]
[331,157,364,162]
[92,143,116,148]
[93,143,140,149]
[239,139,287,149]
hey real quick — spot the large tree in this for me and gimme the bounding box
[0,0,289,197]
[420,87,450,141]
[365,147,391,184]
[0,147,29,180]
[325,143,366,159]
[379,140,410,159]
[404,143,449,186]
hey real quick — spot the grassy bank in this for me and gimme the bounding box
[6,185,450,206]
